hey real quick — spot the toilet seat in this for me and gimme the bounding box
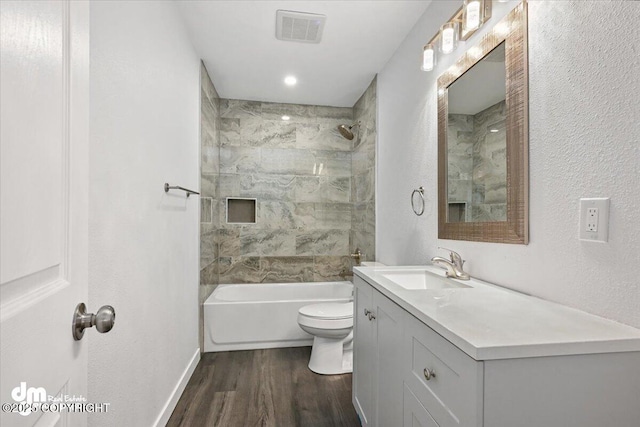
[299,302,353,320]
[298,302,353,329]
[297,315,352,330]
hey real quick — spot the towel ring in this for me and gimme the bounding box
[411,187,425,216]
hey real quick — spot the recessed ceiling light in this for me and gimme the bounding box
[490,129,499,133]
[284,75,297,86]
[281,115,290,121]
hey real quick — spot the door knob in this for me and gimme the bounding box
[72,302,116,340]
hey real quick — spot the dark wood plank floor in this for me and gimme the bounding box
[167,347,361,427]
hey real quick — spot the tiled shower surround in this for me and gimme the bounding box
[447,100,506,222]
[199,67,376,287]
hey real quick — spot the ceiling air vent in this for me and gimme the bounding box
[276,10,326,44]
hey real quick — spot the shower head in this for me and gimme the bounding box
[337,121,361,140]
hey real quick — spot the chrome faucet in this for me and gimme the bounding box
[431,247,470,280]
[350,248,363,266]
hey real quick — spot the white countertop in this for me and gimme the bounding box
[354,265,640,361]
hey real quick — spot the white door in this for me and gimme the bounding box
[1,1,91,426]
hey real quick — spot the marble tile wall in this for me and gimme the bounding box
[210,98,355,284]
[447,114,474,221]
[351,77,377,261]
[447,100,506,222]
[199,62,220,352]
[471,100,507,221]
[200,74,377,288]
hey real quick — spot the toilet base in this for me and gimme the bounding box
[308,333,353,375]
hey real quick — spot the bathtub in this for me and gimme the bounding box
[204,281,353,352]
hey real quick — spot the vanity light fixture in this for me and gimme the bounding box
[284,75,297,86]
[440,22,459,54]
[420,0,492,72]
[463,0,482,32]
[461,0,492,39]
[421,43,436,71]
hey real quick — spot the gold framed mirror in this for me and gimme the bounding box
[437,2,528,244]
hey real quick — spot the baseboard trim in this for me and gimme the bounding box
[153,348,200,427]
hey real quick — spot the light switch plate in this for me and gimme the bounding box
[579,198,610,242]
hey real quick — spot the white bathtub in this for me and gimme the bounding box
[204,281,353,352]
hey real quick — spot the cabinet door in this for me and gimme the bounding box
[374,289,405,427]
[353,276,375,426]
[403,314,483,427]
[403,384,439,427]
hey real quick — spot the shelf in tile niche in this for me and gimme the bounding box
[226,197,257,224]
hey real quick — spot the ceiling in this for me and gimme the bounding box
[177,1,432,107]
[448,44,506,115]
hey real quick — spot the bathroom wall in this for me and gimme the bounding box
[89,1,200,426]
[352,77,377,261]
[199,63,220,352]
[377,0,640,328]
[200,100,355,284]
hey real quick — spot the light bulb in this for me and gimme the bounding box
[440,22,458,54]
[284,75,297,86]
[464,0,481,32]
[442,28,455,53]
[281,115,290,121]
[421,44,436,72]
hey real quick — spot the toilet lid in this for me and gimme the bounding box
[299,302,354,320]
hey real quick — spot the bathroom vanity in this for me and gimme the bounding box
[352,266,640,427]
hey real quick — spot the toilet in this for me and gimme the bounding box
[297,302,354,375]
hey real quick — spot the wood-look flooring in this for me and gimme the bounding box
[167,347,361,427]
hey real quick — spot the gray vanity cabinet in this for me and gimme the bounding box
[354,275,481,427]
[353,273,640,427]
[353,277,375,425]
[352,276,405,427]
[402,313,483,427]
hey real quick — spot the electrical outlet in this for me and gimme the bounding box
[586,208,598,232]
[579,198,610,242]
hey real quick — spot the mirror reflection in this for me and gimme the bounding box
[447,42,506,223]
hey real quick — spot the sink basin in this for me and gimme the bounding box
[379,270,471,290]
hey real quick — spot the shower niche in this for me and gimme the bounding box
[226,197,257,224]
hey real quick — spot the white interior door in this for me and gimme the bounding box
[1,1,90,426]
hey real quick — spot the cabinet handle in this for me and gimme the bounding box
[368,312,376,321]
[364,308,371,316]
[423,368,436,381]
